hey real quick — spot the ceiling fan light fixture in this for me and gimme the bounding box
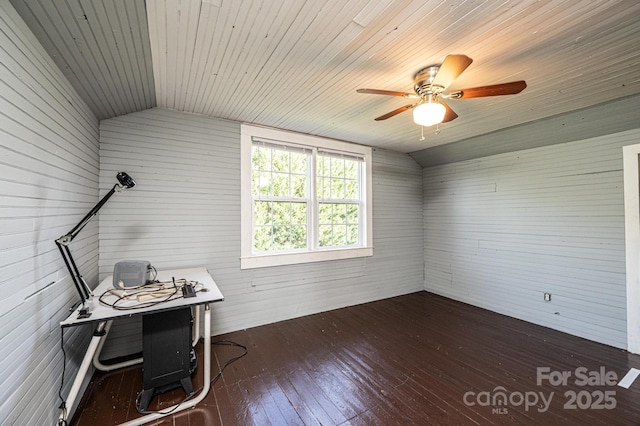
[413,100,446,126]
[357,54,526,125]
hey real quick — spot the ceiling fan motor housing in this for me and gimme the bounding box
[413,65,444,98]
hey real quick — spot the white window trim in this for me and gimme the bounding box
[240,123,373,269]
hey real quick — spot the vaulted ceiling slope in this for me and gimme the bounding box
[10,0,155,119]
[11,0,640,155]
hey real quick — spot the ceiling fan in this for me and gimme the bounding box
[357,54,526,127]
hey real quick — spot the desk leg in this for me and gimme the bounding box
[120,303,212,426]
[92,320,143,372]
[58,321,108,425]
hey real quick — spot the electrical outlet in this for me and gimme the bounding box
[544,292,551,302]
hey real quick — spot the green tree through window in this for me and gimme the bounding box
[252,143,310,252]
[242,123,372,269]
[251,143,363,254]
[317,153,361,248]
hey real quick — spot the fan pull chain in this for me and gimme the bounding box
[420,126,425,141]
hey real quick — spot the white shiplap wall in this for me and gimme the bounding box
[0,1,100,424]
[423,129,640,349]
[98,107,424,358]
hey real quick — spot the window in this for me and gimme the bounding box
[316,151,363,248]
[251,141,310,253]
[241,124,373,269]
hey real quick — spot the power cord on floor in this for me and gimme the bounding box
[134,339,248,415]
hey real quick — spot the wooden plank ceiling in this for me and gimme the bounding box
[11,0,640,154]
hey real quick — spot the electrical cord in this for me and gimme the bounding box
[149,265,158,281]
[57,327,68,425]
[98,279,203,311]
[134,339,248,415]
[99,286,178,310]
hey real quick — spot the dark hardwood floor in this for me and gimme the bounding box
[72,291,640,425]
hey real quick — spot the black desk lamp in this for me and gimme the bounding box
[56,172,136,318]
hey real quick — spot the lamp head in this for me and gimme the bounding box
[116,172,136,189]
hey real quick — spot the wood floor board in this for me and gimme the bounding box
[71,291,640,425]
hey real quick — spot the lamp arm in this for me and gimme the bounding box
[55,183,121,316]
[58,184,119,245]
[56,242,91,307]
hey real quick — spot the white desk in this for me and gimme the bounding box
[59,267,224,426]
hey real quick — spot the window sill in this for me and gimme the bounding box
[240,247,373,269]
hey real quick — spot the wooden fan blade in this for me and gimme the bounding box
[357,88,418,98]
[441,101,458,123]
[374,104,417,121]
[451,81,527,99]
[431,54,473,90]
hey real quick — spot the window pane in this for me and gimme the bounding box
[347,204,358,224]
[272,172,290,196]
[272,150,290,172]
[252,144,309,199]
[254,201,272,225]
[333,225,347,246]
[254,226,272,252]
[333,203,347,224]
[317,155,361,201]
[272,202,290,224]
[316,203,360,248]
[256,172,271,196]
[273,225,290,250]
[344,159,358,179]
[290,152,307,173]
[331,178,344,199]
[331,157,345,177]
[347,225,359,245]
[251,143,311,254]
[319,203,332,224]
[291,174,307,198]
[319,224,332,247]
[344,179,358,199]
[291,202,307,224]
[291,225,307,249]
[252,146,271,171]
